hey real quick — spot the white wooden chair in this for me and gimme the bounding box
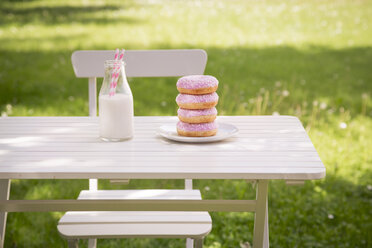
[57,50,212,248]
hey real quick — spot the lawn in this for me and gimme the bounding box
[0,0,371,247]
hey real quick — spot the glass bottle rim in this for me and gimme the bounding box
[104,60,125,66]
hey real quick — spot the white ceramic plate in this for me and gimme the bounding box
[157,122,239,143]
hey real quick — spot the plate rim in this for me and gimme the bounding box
[157,122,239,143]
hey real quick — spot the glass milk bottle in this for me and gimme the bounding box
[99,60,134,141]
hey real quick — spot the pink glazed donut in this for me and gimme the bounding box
[176,92,219,110]
[177,75,219,95]
[178,107,217,123]
[177,121,218,137]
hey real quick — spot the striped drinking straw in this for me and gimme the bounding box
[109,49,120,96]
[114,49,125,89]
[109,49,125,97]
[114,48,120,60]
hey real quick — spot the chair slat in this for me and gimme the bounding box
[58,190,212,239]
[71,50,207,78]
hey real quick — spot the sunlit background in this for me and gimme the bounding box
[0,0,371,247]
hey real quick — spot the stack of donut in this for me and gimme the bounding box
[176,75,219,137]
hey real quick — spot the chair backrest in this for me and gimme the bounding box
[72,50,207,117]
[72,50,207,78]
[71,49,208,190]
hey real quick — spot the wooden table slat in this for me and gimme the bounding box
[0,116,325,180]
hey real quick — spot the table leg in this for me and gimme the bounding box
[194,238,203,248]
[0,179,10,248]
[263,200,269,248]
[253,180,269,248]
[67,239,79,248]
[88,238,96,248]
[186,238,193,248]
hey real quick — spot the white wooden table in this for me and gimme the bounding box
[0,116,325,248]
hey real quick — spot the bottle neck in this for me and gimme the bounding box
[100,60,131,96]
[104,60,124,71]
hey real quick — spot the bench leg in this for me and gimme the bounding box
[253,180,269,248]
[194,238,203,248]
[88,238,97,248]
[0,180,10,248]
[67,239,79,248]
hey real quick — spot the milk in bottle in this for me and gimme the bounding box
[99,60,134,141]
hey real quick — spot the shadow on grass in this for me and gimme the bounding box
[267,173,372,248]
[0,45,371,117]
[195,171,372,247]
[1,44,371,247]
[0,4,141,25]
[206,46,372,116]
[2,0,36,2]
[5,172,372,247]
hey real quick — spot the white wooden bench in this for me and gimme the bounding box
[58,190,211,239]
[57,50,212,248]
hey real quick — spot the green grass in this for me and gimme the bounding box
[0,0,371,247]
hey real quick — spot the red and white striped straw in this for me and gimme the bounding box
[109,49,125,96]
[109,49,121,96]
[113,48,120,60]
[118,49,125,61]
[114,49,125,89]
[109,69,119,96]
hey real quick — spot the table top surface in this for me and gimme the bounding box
[0,116,325,180]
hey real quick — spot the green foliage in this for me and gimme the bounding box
[0,0,371,247]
